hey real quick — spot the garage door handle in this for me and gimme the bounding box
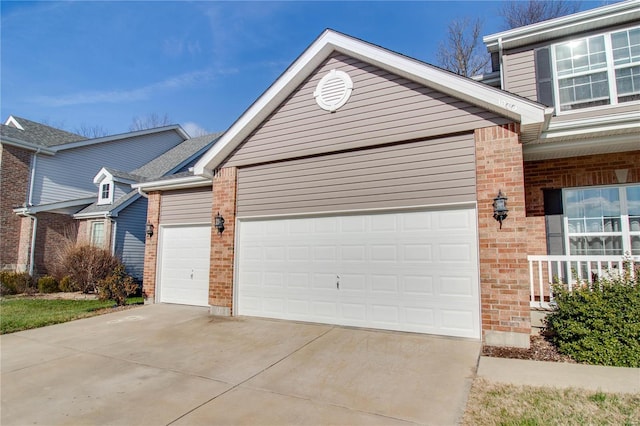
[190,269,194,279]
[336,275,340,290]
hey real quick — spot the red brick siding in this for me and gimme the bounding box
[524,151,640,217]
[209,168,237,313]
[0,145,31,270]
[475,124,531,337]
[142,191,161,302]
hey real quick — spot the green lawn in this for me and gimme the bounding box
[0,297,143,334]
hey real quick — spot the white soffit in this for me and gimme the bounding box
[193,30,549,176]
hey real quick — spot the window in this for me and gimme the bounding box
[564,184,640,256]
[552,27,640,112]
[91,221,105,247]
[98,182,111,205]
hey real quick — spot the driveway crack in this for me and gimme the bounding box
[166,326,336,425]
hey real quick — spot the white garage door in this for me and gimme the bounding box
[158,225,211,306]
[237,208,480,338]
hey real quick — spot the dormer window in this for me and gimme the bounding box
[551,26,640,112]
[98,182,112,205]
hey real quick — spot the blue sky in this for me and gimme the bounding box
[1,1,604,137]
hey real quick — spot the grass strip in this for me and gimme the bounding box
[0,297,143,334]
[463,379,640,426]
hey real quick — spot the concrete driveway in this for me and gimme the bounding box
[1,304,480,425]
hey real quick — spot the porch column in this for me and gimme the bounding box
[142,191,161,303]
[475,123,531,348]
[209,167,237,316]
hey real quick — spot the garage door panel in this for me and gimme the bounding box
[159,225,211,307]
[237,209,480,338]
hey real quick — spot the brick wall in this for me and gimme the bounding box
[142,191,161,302]
[209,167,237,315]
[475,123,531,348]
[524,150,640,217]
[0,144,31,270]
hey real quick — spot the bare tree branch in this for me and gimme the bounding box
[129,113,172,131]
[74,123,110,138]
[436,17,490,77]
[500,0,581,29]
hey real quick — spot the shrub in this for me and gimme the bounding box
[54,245,120,293]
[0,271,35,295]
[545,265,640,368]
[96,265,138,306]
[58,275,77,292]
[37,275,60,293]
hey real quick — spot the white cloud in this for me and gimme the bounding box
[182,121,208,138]
[33,69,215,107]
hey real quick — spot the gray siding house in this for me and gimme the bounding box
[1,115,220,282]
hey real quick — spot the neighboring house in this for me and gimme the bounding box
[0,115,200,279]
[136,1,639,348]
[72,133,220,280]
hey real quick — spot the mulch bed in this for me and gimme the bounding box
[482,334,576,363]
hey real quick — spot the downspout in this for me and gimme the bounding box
[28,149,40,206]
[137,187,148,198]
[498,37,505,90]
[23,212,37,276]
[108,214,117,256]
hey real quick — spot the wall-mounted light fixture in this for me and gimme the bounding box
[493,190,508,229]
[146,222,154,238]
[214,212,225,234]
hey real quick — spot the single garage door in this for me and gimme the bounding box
[158,225,211,306]
[237,208,480,338]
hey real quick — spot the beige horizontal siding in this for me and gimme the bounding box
[237,134,476,217]
[224,53,507,168]
[160,186,212,225]
[503,49,537,101]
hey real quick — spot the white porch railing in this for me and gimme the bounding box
[527,255,640,309]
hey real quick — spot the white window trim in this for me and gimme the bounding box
[91,221,105,247]
[562,183,640,256]
[551,26,640,114]
[97,181,113,205]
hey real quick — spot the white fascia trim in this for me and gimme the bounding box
[193,30,549,175]
[52,125,190,152]
[132,175,212,191]
[484,1,640,52]
[73,211,110,219]
[524,132,640,158]
[13,197,95,215]
[0,136,56,155]
[93,167,112,185]
[5,116,25,130]
[541,112,640,140]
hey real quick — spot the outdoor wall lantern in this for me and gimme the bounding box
[146,222,154,238]
[493,190,508,229]
[214,212,225,234]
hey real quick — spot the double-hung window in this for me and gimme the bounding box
[98,182,112,205]
[552,26,640,112]
[564,184,640,256]
[91,221,105,247]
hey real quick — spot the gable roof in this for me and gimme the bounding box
[1,115,190,154]
[1,116,86,152]
[484,0,640,52]
[193,29,552,176]
[75,133,221,218]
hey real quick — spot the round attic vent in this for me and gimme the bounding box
[313,69,353,112]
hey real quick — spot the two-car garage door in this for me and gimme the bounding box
[237,208,480,338]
